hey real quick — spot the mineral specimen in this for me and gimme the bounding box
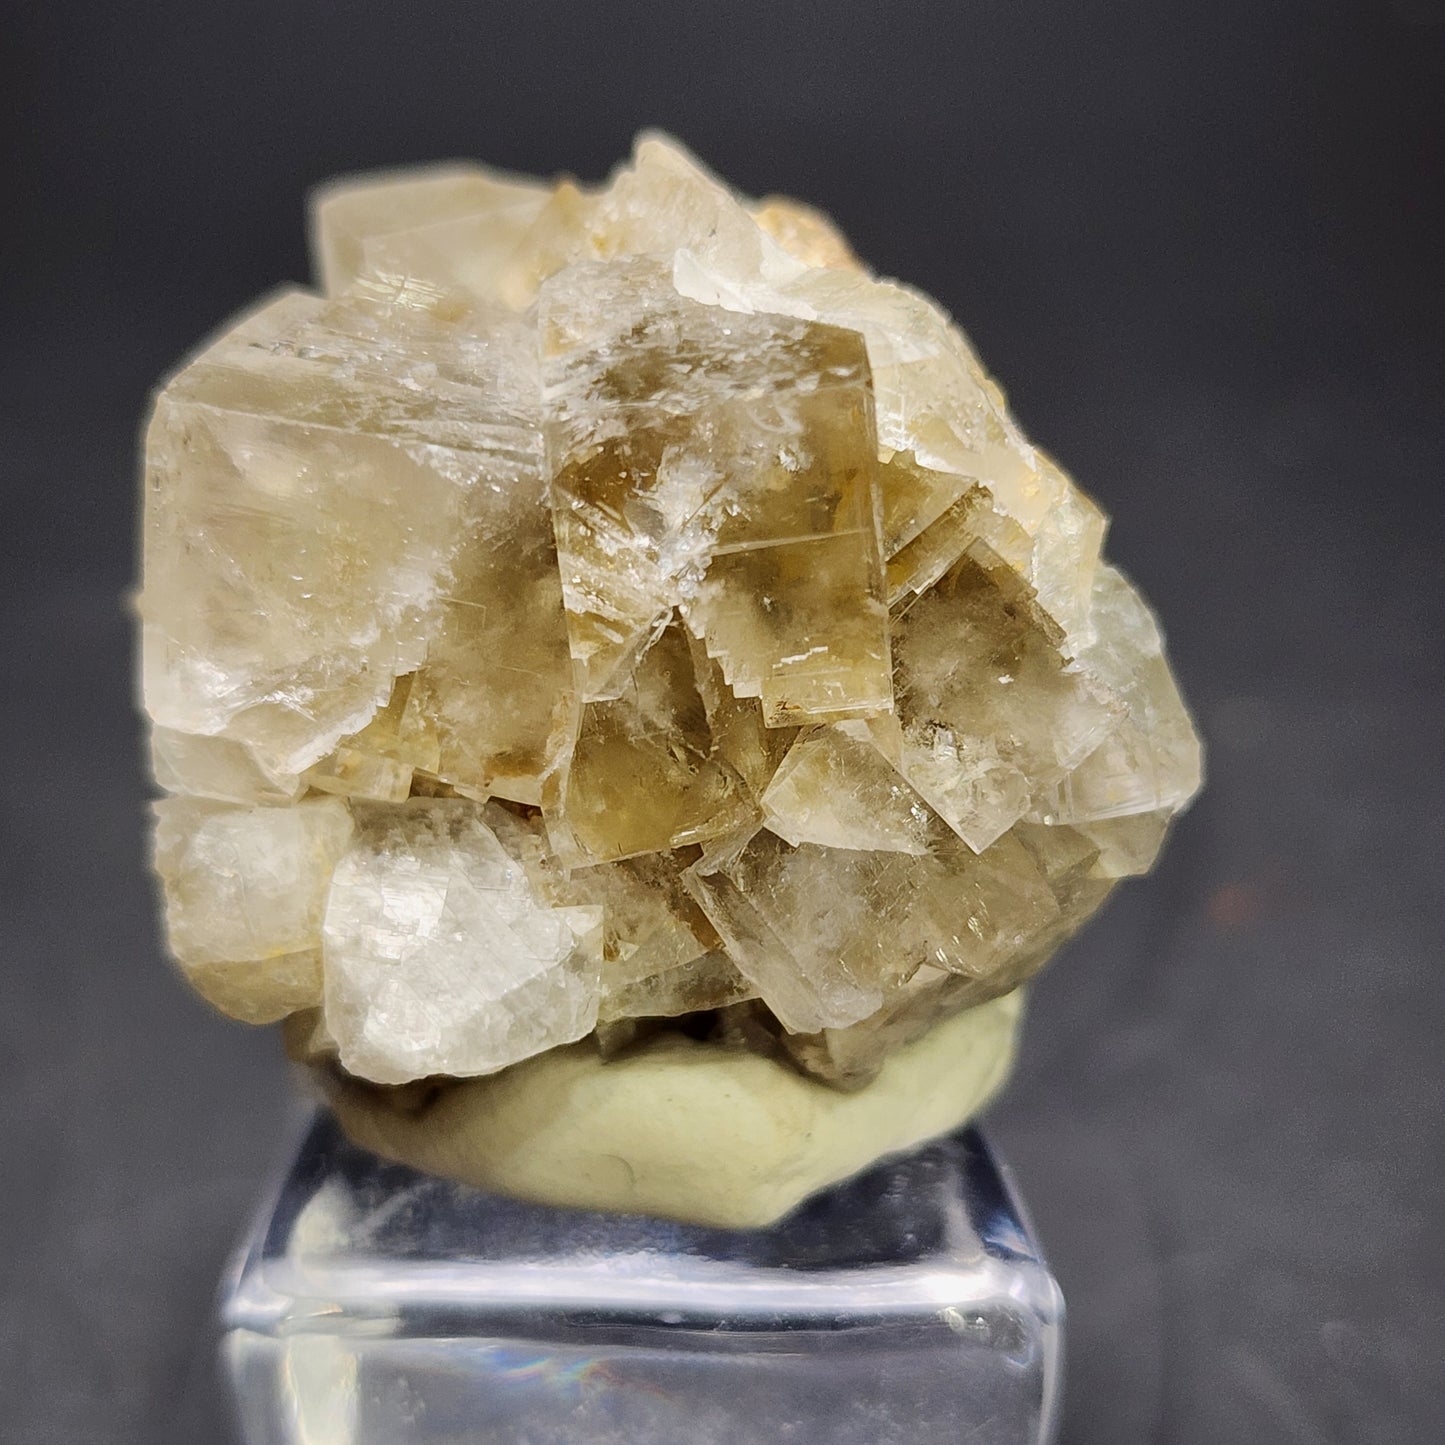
[140,134,1201,1218]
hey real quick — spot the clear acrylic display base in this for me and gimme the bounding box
[220,1113,1063,1445]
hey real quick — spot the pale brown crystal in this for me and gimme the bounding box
[142,133,1202,1105]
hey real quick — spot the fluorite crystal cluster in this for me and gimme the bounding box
[140,136,1201,1217]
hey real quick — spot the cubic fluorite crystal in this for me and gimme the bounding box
[140,135,1202,1216]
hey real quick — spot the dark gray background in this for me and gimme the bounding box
[3,2,1442,1441]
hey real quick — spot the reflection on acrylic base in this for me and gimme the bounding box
[220,1113,1063,1445]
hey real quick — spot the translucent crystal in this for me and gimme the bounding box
[1075,810,1174,877]
[141,135,1203,1190]
[152,796,354,1023]
[761,723,932,854]
[311,162,550,301]
[389,315,577,807]
[1035,567,1204,823]
[322,799,603,1085]
[578,856,754,1021]
[149,728,304,807]
[300,676,438,806]
[479,800,754,1020]
[779,967,1001,1090]
[683,816,1061,1036]
[749,195,862,271]
[686,633,799,800]
[890,555,1118,852]
[141,283,534,778]
[547,622,755,865]
[540,258,889,720]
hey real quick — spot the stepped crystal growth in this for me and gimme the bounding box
[141,136,1201,1118]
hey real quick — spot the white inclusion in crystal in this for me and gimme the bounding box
[322,800,603,1085]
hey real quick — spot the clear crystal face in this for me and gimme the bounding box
[140,135,1202,1125]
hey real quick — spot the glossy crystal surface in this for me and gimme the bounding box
[222,1115,1063,1445]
